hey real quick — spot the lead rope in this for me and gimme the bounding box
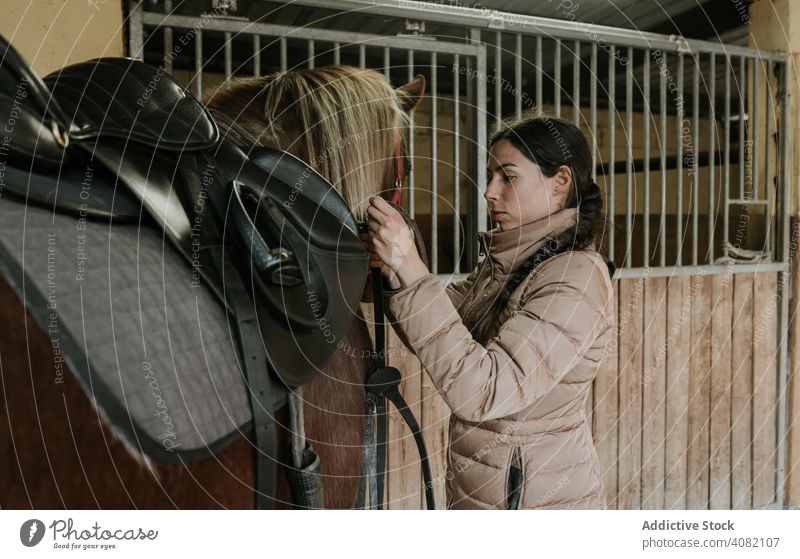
[363,267,436,510]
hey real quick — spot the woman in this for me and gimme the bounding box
[365,114,616,509]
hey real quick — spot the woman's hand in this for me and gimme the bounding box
[366,196,429,288]
[359,231,401,289]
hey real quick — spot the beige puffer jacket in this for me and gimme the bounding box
[386,207,615,509]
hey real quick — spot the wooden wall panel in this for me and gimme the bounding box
[730,273,754,509]
[641,277,667,509]
[664,276,691,508]
[382,272,781,510]
[709,273,733,509]
[617,277,645,509]
[593,282,620,509]
[752,272,779,507]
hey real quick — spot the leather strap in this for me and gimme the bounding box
[366,267,436,510]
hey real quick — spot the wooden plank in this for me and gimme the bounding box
[420,359,449,509]
[752,272,778,507]
[641,277,667,509]
[709,272,733,509]
[730,272,754,509]
[789,238,800,507]
[593,281,619,509]
[665,275,691,509]
[617,277,644,509]
[686,274,712,509]
[386,322,423,509]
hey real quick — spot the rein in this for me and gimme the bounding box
[357,135,435,510]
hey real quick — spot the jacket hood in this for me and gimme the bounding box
[478,207,579,277]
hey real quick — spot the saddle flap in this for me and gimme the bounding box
[43,57,219,151]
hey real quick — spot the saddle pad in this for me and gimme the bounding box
[0,193,277,463]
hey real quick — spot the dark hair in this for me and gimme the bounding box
[462,113,607,344]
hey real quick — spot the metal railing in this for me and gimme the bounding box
[128,0,792,511]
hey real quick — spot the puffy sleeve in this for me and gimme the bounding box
[386,251,613,422]
[443,262,482,309]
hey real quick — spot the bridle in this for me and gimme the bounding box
[357,134,436,510]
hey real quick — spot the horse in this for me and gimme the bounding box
[0,64,424,509]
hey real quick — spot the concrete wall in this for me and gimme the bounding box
[0,0,125,75]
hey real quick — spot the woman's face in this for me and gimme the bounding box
[484,139,571,231]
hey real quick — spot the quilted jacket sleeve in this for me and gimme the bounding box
[443,262,483,309]
[386,251,613,422]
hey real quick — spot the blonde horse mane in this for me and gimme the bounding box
[203,65,421,221]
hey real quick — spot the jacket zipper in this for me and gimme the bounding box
[506,445,524,510]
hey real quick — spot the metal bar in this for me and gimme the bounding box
[441,261,788,282]
[572,41,581,126]
[752,58,759,203]
[475,30,488,234]
[554,40,561,117]
[141,12,483,57]
[608,50,615,264]
[612,262,786,278]
[590,43,597,181]
[383,47,390,78]
[334,41,341,65]
[765,57,772,254]
[253,35,261,77]
[359,44,366,69]
[129,1,144,59]
[194,29,202,98]
[495,31,502,124]
[224,32,232,79]
[308,39,315,69]
[286,0,786,61]
[728,198,769,205]
[515,33,522,118]
[643,49,650,267]
[776,56,791,511]
[453,53,461,274]
[692,55,700,265]
[536,36,543,109]
[708,54,716,263]
[676,53,684,266]
[724,57,731,256]
[431,52,438,274]
[625,47,633,268]
[739,57,746,199]
[660,51,667,267]
[407,49,415,218]
[280,37,287,72]
[573,40,580,126]
[163,0,173,72]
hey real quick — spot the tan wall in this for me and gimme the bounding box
[751,0,800,510]
[0,0,124,75]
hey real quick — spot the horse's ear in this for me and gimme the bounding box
[396,74,426,112]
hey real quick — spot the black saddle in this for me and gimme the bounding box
[0,36,368,509]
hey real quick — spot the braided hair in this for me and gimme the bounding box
[461,114,608,345]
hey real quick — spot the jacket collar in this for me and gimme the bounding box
[478,207,579,277]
